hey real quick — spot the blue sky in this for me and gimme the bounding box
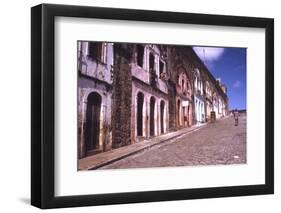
[193,46,247,110]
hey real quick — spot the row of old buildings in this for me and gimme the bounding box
[78,41,228,159]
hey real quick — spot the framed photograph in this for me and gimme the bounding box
[31,3,274,209]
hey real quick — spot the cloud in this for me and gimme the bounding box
[233,80,242,88]
[193,47,225,62]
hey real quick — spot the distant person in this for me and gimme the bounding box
[233,109,239,126]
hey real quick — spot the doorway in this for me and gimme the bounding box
[137,92,144,136]
[177,99,181,127]
[85,92,102,156]
[160,100,165,134]
[150,96,156,137]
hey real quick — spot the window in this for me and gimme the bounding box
[137,45,144,67]
[194,77,197,89]
[149,52,155,72]
[159,60,166,80]
[206,82,210,97]
[159,60,164,75]
[88,42,106,63]
[88,42,102,60]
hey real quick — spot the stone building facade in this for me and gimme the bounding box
[131,44,169,143]
[77,41,114,159]
[166,46,194,130]
[78,41,228,160]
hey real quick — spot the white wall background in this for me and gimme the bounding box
[0,0,279,212]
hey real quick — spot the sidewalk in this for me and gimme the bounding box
[79,123,207,170]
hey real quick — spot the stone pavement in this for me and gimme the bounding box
[79,123,207,170]
[101,114,246,169]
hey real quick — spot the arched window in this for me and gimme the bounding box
[194,69,203,94]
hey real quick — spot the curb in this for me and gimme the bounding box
[89,124,206,170]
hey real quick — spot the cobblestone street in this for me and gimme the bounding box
[101,114,246,169]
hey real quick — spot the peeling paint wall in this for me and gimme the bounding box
[78,41,113,159]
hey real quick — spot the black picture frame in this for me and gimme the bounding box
[31,3,274,209]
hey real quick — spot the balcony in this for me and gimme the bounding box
[79,57,112,84]
[131,65,168,94]
[131,65,149,84]
[158,78,168,94]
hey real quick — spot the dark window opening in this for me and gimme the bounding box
[160,61,164,75]
[88,42,102,61]
[149,53,155,72]
[137,45,144,67]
